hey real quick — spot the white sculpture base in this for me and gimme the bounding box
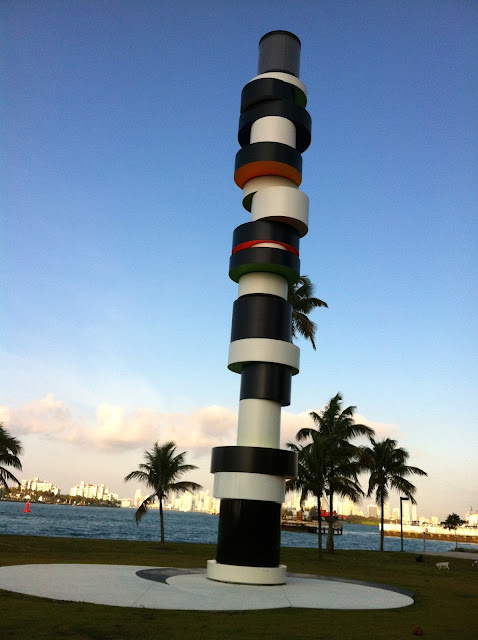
[206,560,287,585]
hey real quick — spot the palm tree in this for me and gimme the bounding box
[286,434,328,558]
[362,437,428,551]
[297,393,374,552]
[124,441,202,543]
[288,275,327,350]
[0,422,23,493]
[441,513,466,550]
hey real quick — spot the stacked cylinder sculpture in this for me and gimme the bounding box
[207,31,311,586]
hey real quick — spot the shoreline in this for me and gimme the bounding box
[281,518,478,544]
[382,522,478,543]
[383,529,478,544]
[0,498,119,508]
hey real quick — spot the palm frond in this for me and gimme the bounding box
[0,423,23,488]
[0,453,23,470]
[169,481,202,494]
[134,494,156,525]
[288,275,327,350]
[0,468,22,488]
[123,469,149,483]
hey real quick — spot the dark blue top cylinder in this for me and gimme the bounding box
[258,30,301,78]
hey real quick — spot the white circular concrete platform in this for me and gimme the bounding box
[0,564,414,611]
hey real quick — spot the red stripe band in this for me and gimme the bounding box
[232,240,299,256]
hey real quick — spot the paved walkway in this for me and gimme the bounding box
[0,564,414,611]
[422,550,478,560]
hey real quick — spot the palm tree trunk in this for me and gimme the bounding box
[326,492,334,553]
[159,496,165,543]
[380,493,385,551]
[317,494,323,560]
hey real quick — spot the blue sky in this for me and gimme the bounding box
[2,1,477,519]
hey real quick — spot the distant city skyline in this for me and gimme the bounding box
[2,2,477,522]
[16,473,475,525]
[13,475,478,532]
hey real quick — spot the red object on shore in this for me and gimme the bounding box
[23,502,30,513]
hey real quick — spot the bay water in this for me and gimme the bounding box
[1,501,476,553]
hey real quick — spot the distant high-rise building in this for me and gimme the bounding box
[285,490,302,512]
[21,477,59,495]
[367,504,378,518]
[466,510,478,526]
[195,490,220,514]
[69,481,115,502]
[346,498,356,516]
[134,489,143,507]
[180,491,194,512]
[337,497,355,516]
[383,502,390,520]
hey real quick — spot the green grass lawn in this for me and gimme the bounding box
[0,535,476,640]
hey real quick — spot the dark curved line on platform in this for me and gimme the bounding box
[135,567,414,599]
[136,568,206,584]
[288,572,415,599]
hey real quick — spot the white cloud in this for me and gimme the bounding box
[281,409,315,446]
[280,409,401,447]
[94,405,160,450]
[354,413,402,441]
[1,395,401,458]
[158,406,237,455]
[0,395,237,455]
[0,394,84,438]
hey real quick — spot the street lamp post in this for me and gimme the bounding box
[400,497,409,552]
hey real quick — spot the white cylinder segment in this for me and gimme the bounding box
[213,472,285,503]
[252,242,287,250]
[237,398,281,448]
[228,338,300,375]
[242,175,298,212]
[251,186,309,238]
[251,71,307,100]
[238,272,288,299]
[227,338,300,376]
[250,116,296,148]
[207,560,287,585]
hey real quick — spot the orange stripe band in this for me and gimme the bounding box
[234,160,302,188]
